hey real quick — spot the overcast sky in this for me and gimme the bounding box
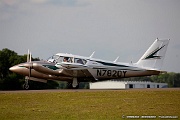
[0,0,180,72]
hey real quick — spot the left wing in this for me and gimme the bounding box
[56,62,89,70]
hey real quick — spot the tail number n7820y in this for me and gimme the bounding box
[97,69,127,78]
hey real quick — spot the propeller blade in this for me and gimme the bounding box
[29,66,31,78]
[27,49,29,62]
[27,49,32,77]
[29,62,33,78]
[30,52,32,62]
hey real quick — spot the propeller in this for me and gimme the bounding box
[27,49,29,62]
[24,49,32,89]
[27,49,32,78]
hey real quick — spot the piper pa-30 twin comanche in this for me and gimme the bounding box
[9,38,169,89]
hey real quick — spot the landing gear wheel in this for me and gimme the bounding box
[23,83,29,90]
[67,82,79,89]
[74,84,79,89]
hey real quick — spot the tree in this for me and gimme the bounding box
[0,48,26,90]
[174,73,180,87]
[0,48,18,79]
[0,48,44,90]
[151,73,180,87]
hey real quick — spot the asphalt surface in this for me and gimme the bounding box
[0,88,179,93]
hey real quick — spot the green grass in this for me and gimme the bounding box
[0,89,180,120]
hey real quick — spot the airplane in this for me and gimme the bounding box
[9,38,170,89]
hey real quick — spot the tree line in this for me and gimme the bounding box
[0,48,179,90]
[121,72,180,87]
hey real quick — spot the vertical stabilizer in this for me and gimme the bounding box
[137,38,169,70]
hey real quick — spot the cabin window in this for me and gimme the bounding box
[74,58,87,65]
[63,57,73,63]
[82,59,87,64]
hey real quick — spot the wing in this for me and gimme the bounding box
[22,61,95,81]
[56,62,95,80]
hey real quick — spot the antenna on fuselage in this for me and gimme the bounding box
[85,51,95,66]
[130,56,133,65]
[90,51,95,58]
[114,56,119,62]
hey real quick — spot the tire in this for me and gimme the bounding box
[67,82,79,89]
[23,84,29,90]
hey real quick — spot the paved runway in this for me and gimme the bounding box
[0,88,179,93]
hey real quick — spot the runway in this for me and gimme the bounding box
[0,88,179,120]
[0,88,179,93]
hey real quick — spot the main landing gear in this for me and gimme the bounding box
[67,78,79,89]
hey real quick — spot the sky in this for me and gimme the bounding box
[0,0,180,72]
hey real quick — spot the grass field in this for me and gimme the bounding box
[0,89,180,120]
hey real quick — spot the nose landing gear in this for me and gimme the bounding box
[23,77,30,90]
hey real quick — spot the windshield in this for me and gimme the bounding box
[48,55,86,64]
[48,55,74,63]
[47,55,59,63]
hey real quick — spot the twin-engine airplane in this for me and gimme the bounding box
[10,38,169,89]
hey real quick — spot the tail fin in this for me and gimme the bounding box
[137,38,170,70]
